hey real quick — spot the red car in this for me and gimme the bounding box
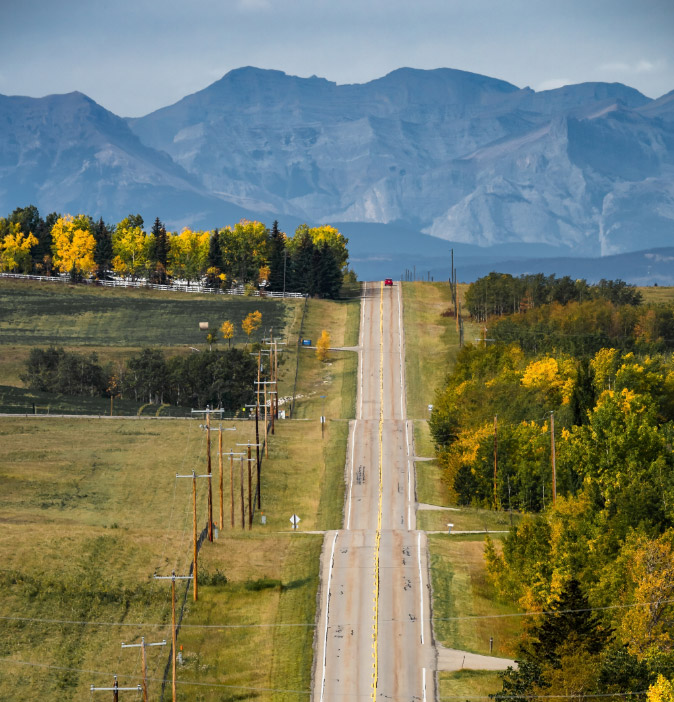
[384,278,393,286]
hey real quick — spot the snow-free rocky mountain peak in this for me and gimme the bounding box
[1,67,673,258]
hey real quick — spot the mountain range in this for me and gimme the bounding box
[1,67,673,280]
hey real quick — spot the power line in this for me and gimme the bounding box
[0,658,312,695]
[2,597,672,629]
[0,657,651,699]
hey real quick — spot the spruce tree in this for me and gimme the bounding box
[207,229,222,270]
[93,218,113,278]
[268,220,286,292]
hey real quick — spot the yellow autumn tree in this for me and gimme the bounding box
[521,356,575,405]
[648,676,674,702]
[316,330,331,362]
[167,228,210,282]
[221,320,235,348]
[0,222,38,273]
[112,216,153,279]
[242,310,262,343]
[51,215,97,278]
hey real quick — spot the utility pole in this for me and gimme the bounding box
[121,637,166,702]
[237,442,262,529]
[493,415,498,510]
[208,426,236,530]
[176,470,211,601]
[154,571,192,702]
[255,381,274,457]
[206,411,212,541]
[223,450,246,528]
[550,411,556,505]
[91,676,141,700]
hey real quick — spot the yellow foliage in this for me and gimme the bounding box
[521,356,576,405]
[0,223,38,272]
[51,215,97,276]
[648,676,674,702]
[316,330,331,362]
[220,320,234,342]
[258,265,271,284]
[242,310,262,340]
[591,348,620,390]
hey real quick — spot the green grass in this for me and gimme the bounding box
[418,506,520,532]
[403,281,456,420]
[429,534,522,658]
[0,279,294,347]
[0,285,358,701]
[291,298,359,421]
[438,670,504,701]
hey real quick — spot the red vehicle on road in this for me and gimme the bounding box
[384,278,393,286]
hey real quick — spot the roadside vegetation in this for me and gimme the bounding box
[429,273,674,700]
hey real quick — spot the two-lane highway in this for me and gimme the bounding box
[314,281,435,702]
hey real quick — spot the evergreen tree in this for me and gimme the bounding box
[151,217,169,283]
[290,234,316,295]
[93,218,113,277]
[316,242,343,299]
[268,220,286,292]
[207,228,222,270]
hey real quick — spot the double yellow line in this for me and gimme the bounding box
[371,281,384,701]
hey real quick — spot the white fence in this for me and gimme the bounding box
[0,273,305,299]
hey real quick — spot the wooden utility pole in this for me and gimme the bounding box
[154,571,192,702]
[176,470,211,601]
[493,415,499,510]
[206,411,212,541]
[240,456,245,529]
[550,412,556,505]
[218,428,223,529]
[121,636,166,702]
[224,451,245,528]
[237,442,262,529]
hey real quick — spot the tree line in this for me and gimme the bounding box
[22,346,257,411]
[464,271,643,322]
[0,205,354,298]
[429,275,674,700]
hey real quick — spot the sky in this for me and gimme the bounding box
[1,0,673,117]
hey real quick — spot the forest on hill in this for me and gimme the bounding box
[431,273,674,700]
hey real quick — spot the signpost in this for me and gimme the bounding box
[290,514,301,530]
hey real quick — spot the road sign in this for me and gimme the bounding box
[447,523,454,534]
[290,514,301,529]
[302,339,312,346]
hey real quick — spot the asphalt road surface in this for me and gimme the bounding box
[314,281,435,702]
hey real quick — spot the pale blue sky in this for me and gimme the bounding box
[1,0,672,117]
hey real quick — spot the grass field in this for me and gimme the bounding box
[0,282,359,701]
[638,285,674,304]
[429,534,522,658]
[438,670,504,701]
[0,279,293,347]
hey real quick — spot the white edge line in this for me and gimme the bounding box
[398,283,404,419]
[417,531,425,645]
[423,667,427,702]
[359,289,364,419]
[346,420,356,530]
[320,532,338,702]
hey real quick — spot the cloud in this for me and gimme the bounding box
[536,78,572,92]
[599,59,665,74]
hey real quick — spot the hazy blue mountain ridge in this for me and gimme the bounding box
[1,67,672,267]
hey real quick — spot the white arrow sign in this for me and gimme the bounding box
[290,514,301,529]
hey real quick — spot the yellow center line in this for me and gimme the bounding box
[371,281,384,701]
